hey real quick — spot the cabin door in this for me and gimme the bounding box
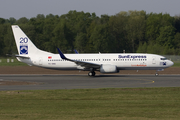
[39,57,43,65]
[152,56,156,64]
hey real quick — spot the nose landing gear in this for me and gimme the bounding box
[155,69,164,76]
[155,70,159,76]
[155,73,159,76]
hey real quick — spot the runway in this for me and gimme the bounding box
[0,74,180,90]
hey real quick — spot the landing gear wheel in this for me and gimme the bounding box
[88,71,96,76]
[88,72,92,76]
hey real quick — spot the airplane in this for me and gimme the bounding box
[11,25,174,76]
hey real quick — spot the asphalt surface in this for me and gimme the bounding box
[0,74,180,90]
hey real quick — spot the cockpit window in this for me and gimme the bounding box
[160,58,167,60]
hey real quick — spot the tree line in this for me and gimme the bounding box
[0,10,180,56]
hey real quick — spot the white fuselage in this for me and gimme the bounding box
[18,53,174,71]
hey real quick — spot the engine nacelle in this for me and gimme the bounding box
[100,64,119,73]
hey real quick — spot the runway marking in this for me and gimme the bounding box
[140,79,155,84]
[123,77,155,85]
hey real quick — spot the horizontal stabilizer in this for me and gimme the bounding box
[15,55,30,59]
[6,54,30,59]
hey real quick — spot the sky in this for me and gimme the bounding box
[1,0,180,19]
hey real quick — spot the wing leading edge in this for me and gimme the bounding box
[57,48,100,69]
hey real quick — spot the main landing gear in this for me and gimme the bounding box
[88,68,96,76]
[88,71,96,76]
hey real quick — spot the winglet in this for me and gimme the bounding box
[57,48,67,59]
[74,49,79,54]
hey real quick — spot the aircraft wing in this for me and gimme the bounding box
[57,48,100,69]
[73,60,100,69]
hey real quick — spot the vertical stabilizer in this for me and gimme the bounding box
[11,25,39,56]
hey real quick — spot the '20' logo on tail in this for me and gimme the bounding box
[20,37,28,54]
[20,37,28,43]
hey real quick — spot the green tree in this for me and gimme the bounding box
[109,12,129,52]
[3,24,16,55]
[174,33,180,55]
[0,18,5,24]
[124,10,146,52]
[52,20,70,53]
[136,42,148,53]
[0,24,5,55]
[90,24,114,53]
[0,10,180,55]
[74,32,87,52]
[36,14,45,20]
[146,42,164,54]
[156,25,175,48]
[174,15,180,33]
[16,17,29,24]
[46,14,55,19]
[146,13,175,43]
[8,17,16,24]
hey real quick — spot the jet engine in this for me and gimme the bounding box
[100,64,119,73]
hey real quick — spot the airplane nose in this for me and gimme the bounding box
[169,60,174,67]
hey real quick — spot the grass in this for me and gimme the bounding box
[172,61,180,67]
[0,88,180,120]
[0,58,27,66]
